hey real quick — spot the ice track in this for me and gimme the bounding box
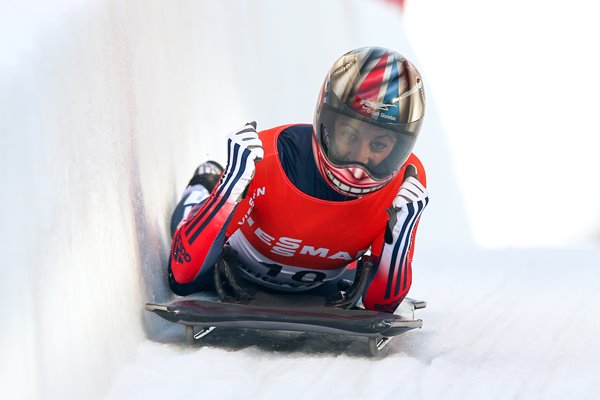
[108,248,600,399]
[2,1,600,399]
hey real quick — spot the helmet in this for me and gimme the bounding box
[313,47,426,196]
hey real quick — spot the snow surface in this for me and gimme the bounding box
[1,1,599,399]
[109,248,600,400]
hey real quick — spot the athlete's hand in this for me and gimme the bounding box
[385,164,429,243]
[226,121,264,162]
[392,165,428,209]
[222,121,264,203]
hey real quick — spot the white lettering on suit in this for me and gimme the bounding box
[227,229,368,292]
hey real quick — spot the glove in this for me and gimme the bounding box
[220,121,264,203]
[227,121,264,162]
[385,164,429,244]
[392,165,428,209]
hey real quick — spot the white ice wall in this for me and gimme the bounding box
[0,1,466,398]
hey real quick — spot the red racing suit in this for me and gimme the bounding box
[170,124,428,312]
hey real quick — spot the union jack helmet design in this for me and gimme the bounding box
[313,47,426,196]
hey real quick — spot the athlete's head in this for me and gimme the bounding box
[313,47,426,196]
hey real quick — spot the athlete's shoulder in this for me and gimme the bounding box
[257,124,311,138]
[387,153,427,189]
[258,124,312,155]
[406,152,425,170]
[405,153,427,187]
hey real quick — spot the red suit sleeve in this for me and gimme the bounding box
[169,140,256,294]
[363,160,428,313]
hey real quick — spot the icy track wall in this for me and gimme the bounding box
[0,1,467,399]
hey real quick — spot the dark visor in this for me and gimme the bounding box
[319,105,417,180]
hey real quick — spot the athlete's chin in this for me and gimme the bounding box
[330,170,389,189]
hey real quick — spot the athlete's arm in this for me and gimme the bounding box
[362,164,429,313]
[168,122,263,295]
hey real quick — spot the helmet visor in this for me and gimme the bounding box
[319,105,417,180]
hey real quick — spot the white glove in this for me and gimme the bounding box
[220,122,264,203]
[385,165,429,244]
[227,121,264,162]
[392,165,428,209]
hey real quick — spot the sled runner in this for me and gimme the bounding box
[145,293,425,356]
[147,253,426,356]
